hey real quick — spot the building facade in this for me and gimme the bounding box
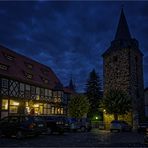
[0,45,73,119]
[102,9,144,127]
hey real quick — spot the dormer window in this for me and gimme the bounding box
[24,62,33,69]
[44,79,48,84]
[27,64,33,69]
[40,76,49,84]
[24,72,33,79]
[41,68,49,76]
[26,73,33,79]
[0,64,8,70]
[4,53,14,61]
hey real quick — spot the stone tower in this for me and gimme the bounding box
[102,8,144,127]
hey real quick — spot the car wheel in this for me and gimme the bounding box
[47,127,52,135]
[58,130,64,135]
[80,126,86,132]
[16,131,24,139]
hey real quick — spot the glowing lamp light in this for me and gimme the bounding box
[103,109,106,112]
[34,104,39,107]
[95,116,98,120]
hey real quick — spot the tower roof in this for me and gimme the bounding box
[114,8,131,40]
[68,77,76,92]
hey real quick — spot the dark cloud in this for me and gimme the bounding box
[0,1,148,92]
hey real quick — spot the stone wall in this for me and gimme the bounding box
[103,42,144,127]
[103,48,130,95]
[129,47,144,125]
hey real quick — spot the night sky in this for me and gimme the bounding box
[0,1,148,92]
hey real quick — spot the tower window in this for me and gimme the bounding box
[113,56,118,62]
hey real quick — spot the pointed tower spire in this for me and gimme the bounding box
[69,76,76,92]
[114,8,131,40]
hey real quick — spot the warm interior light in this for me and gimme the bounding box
[36,95,40,100]
[34,104,39,107]
[95,116,98,120]
[13,102,19,106]
[26,107,30,113]
[5,103,8,109]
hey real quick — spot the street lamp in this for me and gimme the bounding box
[95,116,98,120]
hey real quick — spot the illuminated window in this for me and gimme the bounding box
[0,64,8,70]
[10,100,19,106]
[51,107,55,114]
[55,108,57,114]
[43,104,51,115]
[2,99,8,110]
[57,108,61,114]
[9,106,18,113]
[61,108,64,114]
[39,104,43,114]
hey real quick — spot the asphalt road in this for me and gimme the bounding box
[0,129,146,147]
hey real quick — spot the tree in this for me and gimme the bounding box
[100,89,132,120]
[68,94,89,119]
[85,69,102,118]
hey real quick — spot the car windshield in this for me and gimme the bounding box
[33,116,43,122]
[111,120,120,124]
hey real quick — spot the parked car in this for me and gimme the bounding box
[64,117,92,132]
[110,120,132,132]
[0,115,47,139]
[144,127,148,145]
[39,115,66,134]
[137,122,148,133]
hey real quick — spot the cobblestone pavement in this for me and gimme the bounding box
[0,129,146,147]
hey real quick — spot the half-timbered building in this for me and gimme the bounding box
[0,45,73,119]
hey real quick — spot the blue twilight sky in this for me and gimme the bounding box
[0,1,148,92]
